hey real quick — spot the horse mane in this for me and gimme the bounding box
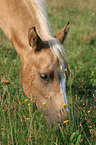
[26,0,67,63]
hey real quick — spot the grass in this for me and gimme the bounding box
[0,0,96,144]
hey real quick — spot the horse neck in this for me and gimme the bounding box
[0,0,37,55]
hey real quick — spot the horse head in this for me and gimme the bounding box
[21,22,70,124]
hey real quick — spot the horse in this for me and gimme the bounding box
[0,0,70,124]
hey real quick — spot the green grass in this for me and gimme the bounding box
[0,0,96,144]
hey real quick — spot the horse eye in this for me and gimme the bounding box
[40,73,49,82]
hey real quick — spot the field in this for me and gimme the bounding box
[0,0,96,144]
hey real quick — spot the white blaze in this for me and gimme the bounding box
[60,64,69,119]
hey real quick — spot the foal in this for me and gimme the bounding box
[0,0,69,124]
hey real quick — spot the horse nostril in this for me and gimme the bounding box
[57,108,68,123]
[59,108,64,116]
[62,108,64,113]
[58,109,63,121]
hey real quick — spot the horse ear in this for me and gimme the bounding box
[54,22,70,43]
[28,27,43,51]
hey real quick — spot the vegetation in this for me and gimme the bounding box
[0,0,96,144]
